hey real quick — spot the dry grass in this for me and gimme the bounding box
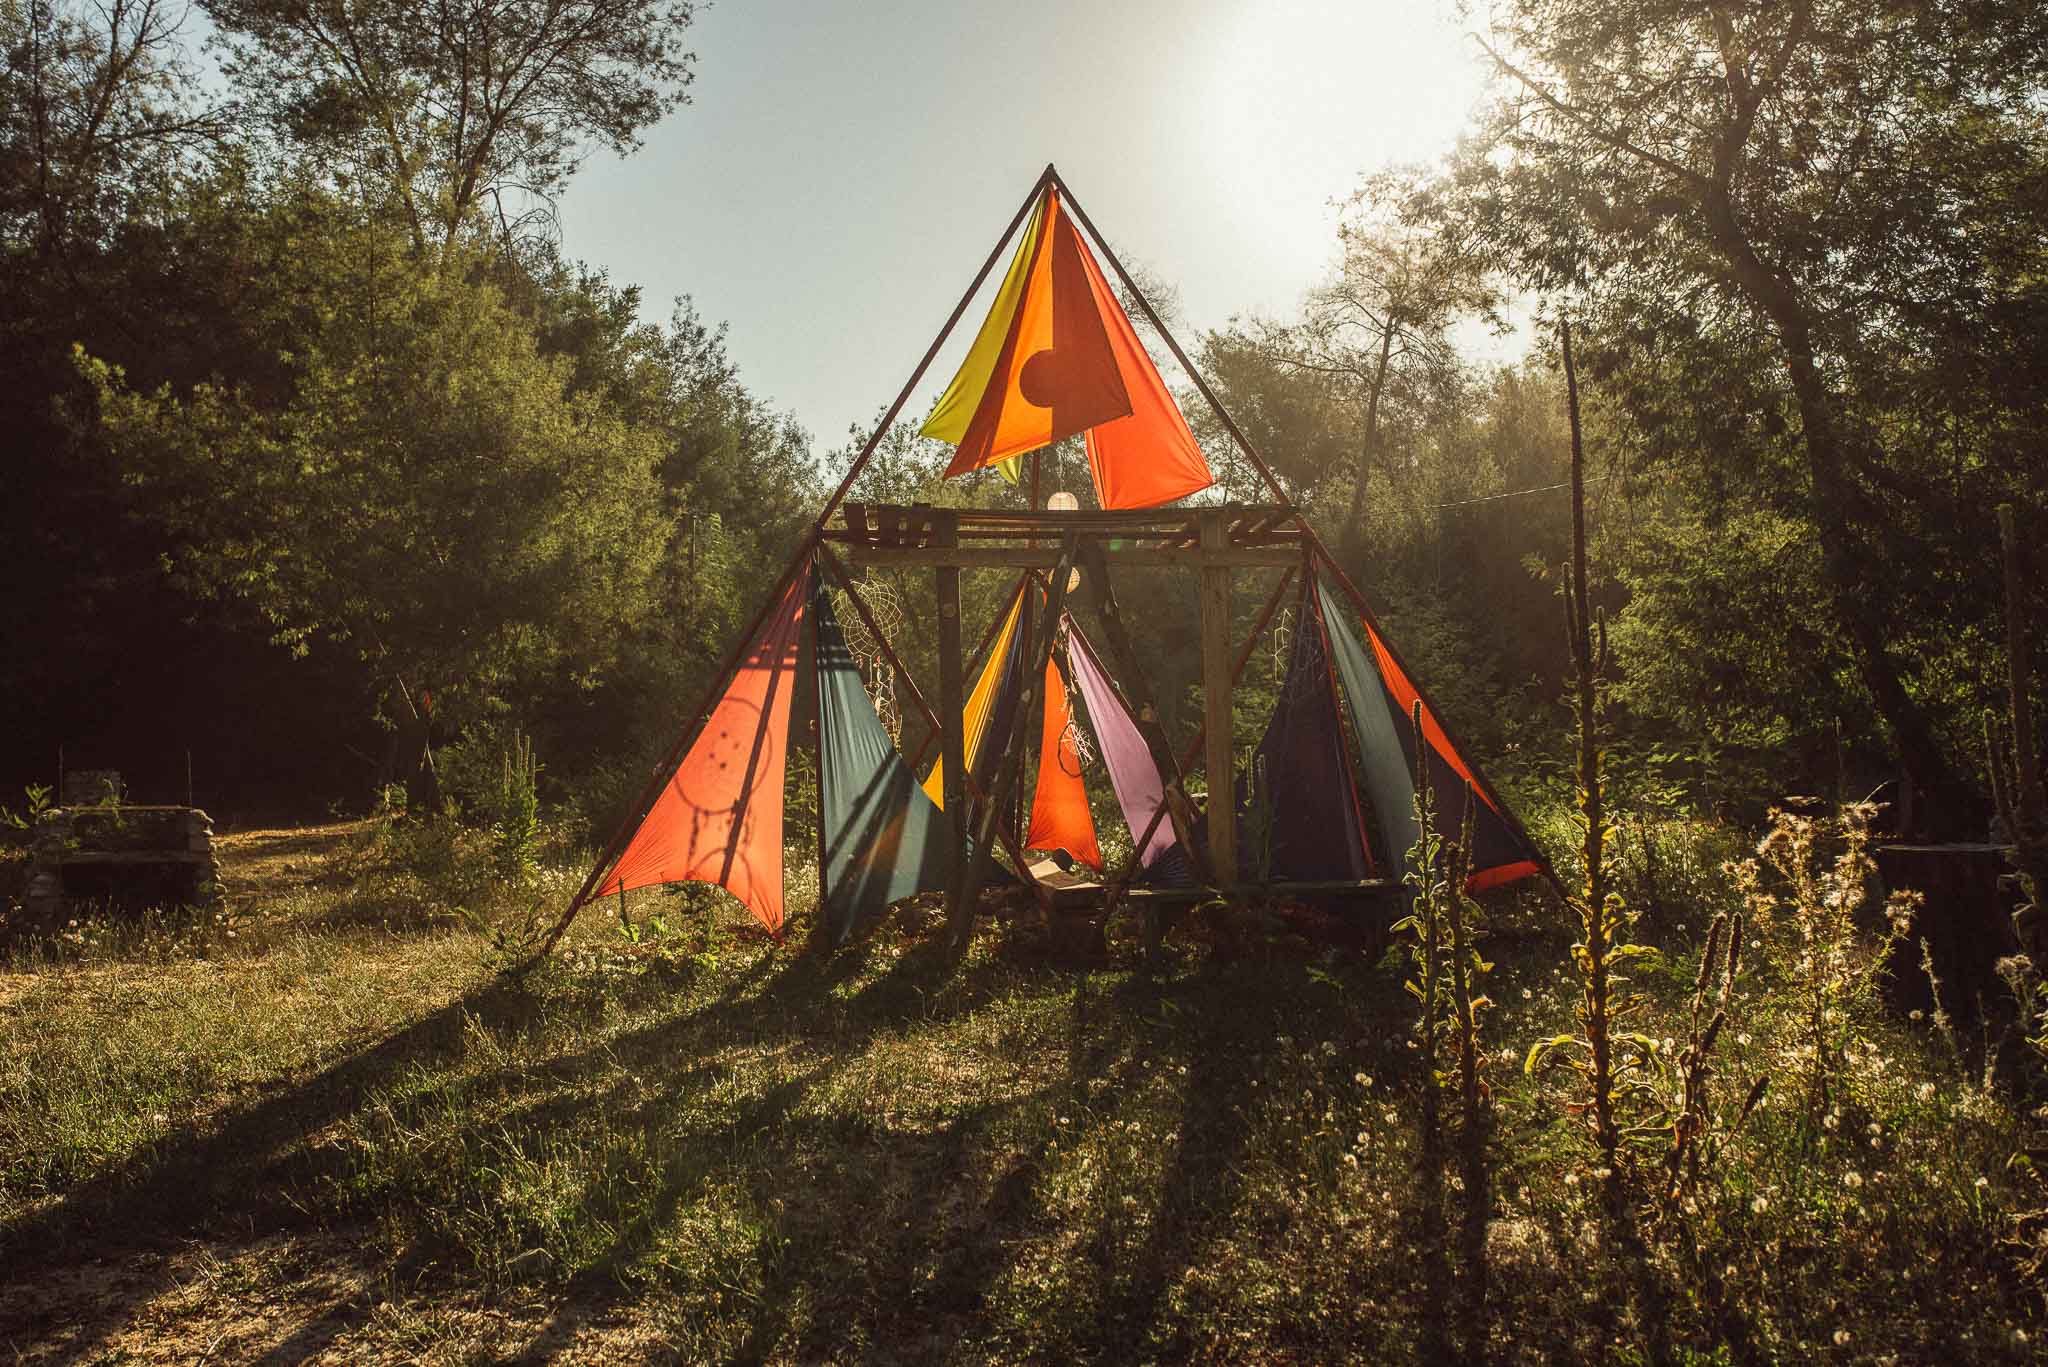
[0,816,2041,1363]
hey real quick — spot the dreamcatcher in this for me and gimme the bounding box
[1054,626,1096,778]
[833,578,904,742]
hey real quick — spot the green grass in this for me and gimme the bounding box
[0,817,2042,1362]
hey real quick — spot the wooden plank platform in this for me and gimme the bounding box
[1024,858,1401,912]
[824,502,1307,570]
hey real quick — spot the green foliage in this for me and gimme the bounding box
[0,785,53,849]
[81,216,676,735]
[203,0,698,249]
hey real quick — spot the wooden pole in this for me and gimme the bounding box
[1199,509,1238,884]
[934,511,969,890]
[1113,564,1299,891]
[2000,505,2043,825]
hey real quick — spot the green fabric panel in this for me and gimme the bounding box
[1317,578,1418,873]
[815,584,958,944]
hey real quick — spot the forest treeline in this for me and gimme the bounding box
[3,0,2043,838]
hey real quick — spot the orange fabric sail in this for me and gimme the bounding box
[925,187,1133,475]
[1025,654,1103,870]
[597,568,808,935]
[1073,218,1214,509]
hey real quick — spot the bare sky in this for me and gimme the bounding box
[555,0,1495,453]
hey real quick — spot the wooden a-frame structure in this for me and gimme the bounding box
[536,164,1554,959]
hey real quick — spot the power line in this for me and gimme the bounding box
[1429,474,1617,510]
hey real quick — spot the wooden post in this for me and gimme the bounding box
[1200,509,1237,884]
[934,510,969,883]
[2000,505,2042,825]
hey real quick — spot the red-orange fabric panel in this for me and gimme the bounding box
[597,570,808,935]
[1468,859,1543,892]
[945,188,1133,476]
[1025,656,1103,870]
[1074,217,1215,509]
[1362,618,1501,816]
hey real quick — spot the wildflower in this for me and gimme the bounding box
[1752,1196,1769,1214]
[1843,1172,1863,1189]
[1835,1330,1852,1346]
[1736,1033,1751,1047]
[1564,1173,1579,1187]
[1823,1113,1840,1131]
[1910,1009,1924,1022]
[1916,1082,1936,1102]
[1723,1264,1737,1280]
[1343,1153,1358,1166]
[1521,988,1533,1000]
[1593,1167,1613,1181]
[1353,1073,1373,1088]
[1975,1175,1990,1190]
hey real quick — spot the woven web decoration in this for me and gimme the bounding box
[833,579,904,743]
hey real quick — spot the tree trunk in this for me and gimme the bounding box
[1704,197,1970,833]
[1342,321,1397,552]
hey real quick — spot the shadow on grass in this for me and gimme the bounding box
[3,913,1409,1364]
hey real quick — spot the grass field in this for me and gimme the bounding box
[1,817,2041,1363]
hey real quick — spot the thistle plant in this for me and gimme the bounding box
[1395,701,1452,1361]
[1525,317,1662,1210]
[1395,704,1497,1354]
[1443,790,1495,1343]
[1734,800,1910,1122]
[493,728,542,883]
[1661,909,1767,1206]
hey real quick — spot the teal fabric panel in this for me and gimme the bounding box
[815,584,958,944]
[1317,578,1419,873]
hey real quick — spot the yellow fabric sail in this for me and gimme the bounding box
[922,196,1049,447]
[921,187,1132,476]
[922,586,1027,809]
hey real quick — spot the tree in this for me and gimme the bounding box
[0,0,229,255]
[80,205,677,752]
[202,0,697,249]
[1250,169,1501,549]
[1434,0,2048,827]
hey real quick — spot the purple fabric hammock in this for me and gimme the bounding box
[1065,621,1186,877]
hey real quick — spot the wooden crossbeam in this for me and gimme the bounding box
[833,543,1301,570]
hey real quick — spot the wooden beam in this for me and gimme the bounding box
[933,511,968,885]
[1199,509,1237,885]
[838,543,1301,570]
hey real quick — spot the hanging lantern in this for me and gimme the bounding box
[1046,491,1080,512]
